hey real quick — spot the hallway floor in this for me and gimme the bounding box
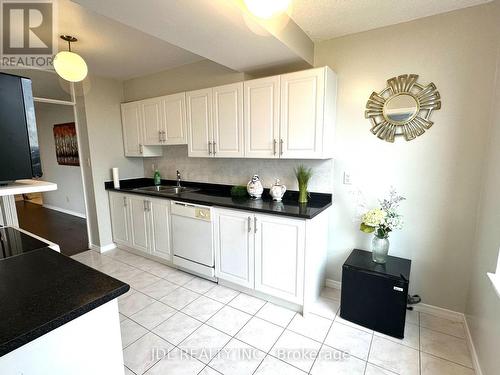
[16,201,88,256]
[72,248,476,375]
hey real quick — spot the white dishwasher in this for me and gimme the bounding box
[170,201,215,279]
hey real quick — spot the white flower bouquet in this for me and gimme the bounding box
[360,189,405,239]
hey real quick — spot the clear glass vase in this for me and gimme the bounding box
[371,235,389,263]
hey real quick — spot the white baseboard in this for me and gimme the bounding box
[43,204,86,219]
[90,243,116,253]
[324,279,482,374]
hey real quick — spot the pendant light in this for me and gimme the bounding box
[243,0,290,19]
[54,35,88,82]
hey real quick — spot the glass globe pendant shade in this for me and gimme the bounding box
[243,0,290,19]
[54,51,88,82]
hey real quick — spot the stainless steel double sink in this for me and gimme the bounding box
[133,185,199,196]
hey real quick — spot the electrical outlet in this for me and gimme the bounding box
[343,172,352,185]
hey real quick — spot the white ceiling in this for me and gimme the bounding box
[290,0,493,41]
[58,0,203,79]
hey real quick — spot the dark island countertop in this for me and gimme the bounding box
[105,178,332,219]
[0,248,129,357]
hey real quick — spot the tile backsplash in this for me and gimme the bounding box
[143,145,334,192]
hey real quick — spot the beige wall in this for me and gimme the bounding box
[35,102,86,216]
[77,75,144,248]
[123,60,248,102]
[465,3,500,373]
[315,3,500,312]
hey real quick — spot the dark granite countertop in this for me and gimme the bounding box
[0,248,129,357]
[105,178,332,219]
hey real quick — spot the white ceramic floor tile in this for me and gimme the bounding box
[324,321,373,360]
[287,313,332,342]
[120,318,148,348]
[127,272,163,290]
[365,363,398,375]
[138,279,179,300]
[256,303,296,328]
[320,287,341,301]
[205,285,239,304]
[419,313,466,338]
[130,301,176,330]
[405,309,419,325]
[369,336,419,375]
[311,345,366,375]
[182,296,224,322]
[420,327,472,368]
[334,315,373,334]
[145,347,205,375]
[183,277,217,294]
[124,365,135,375]
[199,366,222,375]
[270,330,321,373]
[374,323,419,350]
[206,305,252,336]
[119,291,156,317]
[123,332,174,374]
[160,287,201,309]
[163,269,195,285]
[119,313,128,322]
[153,312,202,346]
[421,352,475,375]
[179,324,232,364]
[254,355,306,374]
[209,338,266,375]
[143,262,177,278]
[228,293,266,315]
[235,316,284,352]
[309,297,339,320]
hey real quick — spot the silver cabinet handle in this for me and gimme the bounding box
[254,217,257,233]
[148,201,151,211]
[143,200,147,211]
[162,130,166,142]
[273,139,277,155]
[139,144,144,154]
[213,141,216,156]
[123,196,127,207]
[208,141,212,155]
[159,130,162,142]
[247,216,251,233]
[279,139,284,156]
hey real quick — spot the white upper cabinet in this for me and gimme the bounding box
[280,67,335,159]
[121,102,162,157]
[212,83,244,158]
[186,88,213,157]
[141,98,164,146]
[244,76,280,158]
[162,92,187,145]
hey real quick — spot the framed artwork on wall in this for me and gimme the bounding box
[53,122,80,166]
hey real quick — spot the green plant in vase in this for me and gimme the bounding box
[294,165,313,204]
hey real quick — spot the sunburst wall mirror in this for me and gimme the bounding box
[365,74,441,142]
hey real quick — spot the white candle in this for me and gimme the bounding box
[112,168,120,189]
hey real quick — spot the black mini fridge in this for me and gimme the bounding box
[340,249,411,339]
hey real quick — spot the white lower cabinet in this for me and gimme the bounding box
[109,192,172,261]
[214,209,305,304]
[214,209,254,288]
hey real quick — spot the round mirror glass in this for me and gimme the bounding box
[383,94,418,123]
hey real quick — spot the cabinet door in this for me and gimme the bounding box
[128,195,150,253]
[163,93,187,145]
[212,83,244,158]
[121,102,143,156]
[141,98,164,145]
[186,88,213,157]
[280,68,325,159]
[149,198,172,261]
[244,76,280,158]
[254,214,305,303]
[109,192,130,246]
[214,209,254,288]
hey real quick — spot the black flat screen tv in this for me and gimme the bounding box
[0,72,41,184]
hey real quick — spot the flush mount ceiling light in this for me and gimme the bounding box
[243,0,290,19]
[53,35,88,83]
